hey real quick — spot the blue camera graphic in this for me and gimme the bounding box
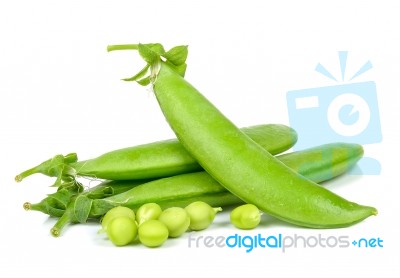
[286,52,382,175]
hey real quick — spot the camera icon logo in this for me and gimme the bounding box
[286,52,382,175]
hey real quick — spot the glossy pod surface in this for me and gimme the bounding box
[71,124,297,180]
[152,62,376,228]
[16,124,297,183]
[49,141,367,236]
[89,142,365,221]
[278,142,364,183]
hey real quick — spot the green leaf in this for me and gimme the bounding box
[47,188,75,210]
[122,64,150,81]
[73,195,93,223]
[90,199,116,218]
[64,153,78,163]
[163,45,188,66]
[86,186,114,199]
[47,155,65,179]
[138,43,159,64]
[165,61,187,77]
[61,165,78,180]
[137,76,151,86]
[175,63,187,77]
[43,203,65,218]
[58,180,83,193]
[147,43,165,56]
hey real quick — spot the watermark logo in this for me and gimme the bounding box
[286,51,382,175]
[188,233,384,253]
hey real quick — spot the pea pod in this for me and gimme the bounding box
[278,142,364,183]
[110,43,377,228]
[15,124,297,185]
[49,142,365,236]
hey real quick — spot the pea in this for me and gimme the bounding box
[158,207,190,238]
[138,220,169,247]
[106,216,137,246]
[185,201,222,231]
[101,206,135,231]
[230,204,261,230]
[136,203,162,225]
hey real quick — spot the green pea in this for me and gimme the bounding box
[230,204,261,230]
[138,220,169,247]
[106,216,137,246]
[101,206,135,231]
[185,201,222,231]
[158,207,190,238]
[136,203,162,225]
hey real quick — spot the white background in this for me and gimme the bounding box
[1,0,399,277]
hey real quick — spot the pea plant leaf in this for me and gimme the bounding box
[122,64,150,82]
[46,188,76,210]
[175,63,187,77]
[146,43,166,56]
[43,203,65,218]
[107,43,189,86]
[163,45,188,66]
[58,180,84,193]
[73,195,93,223]
[138,43,159,64]
[165,61,187,77]
[85,186,114,199]
[137,76,151,86]
[61,165,78,181]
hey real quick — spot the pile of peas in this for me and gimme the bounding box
[102,202,261,247]
[102,201,226,247]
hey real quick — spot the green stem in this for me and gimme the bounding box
[49,194,95,237]
[15,165,42,182]
[25,199,65,218]
[107,44,139,52]
[25,201,43,212]
[15,154,78,186]
[51,212,71,237]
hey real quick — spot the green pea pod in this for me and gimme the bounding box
[49,142,365,236]
[109,43,377,228]
[16,124,297,185]
[90,144,366,216]
[278,142,364,183]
